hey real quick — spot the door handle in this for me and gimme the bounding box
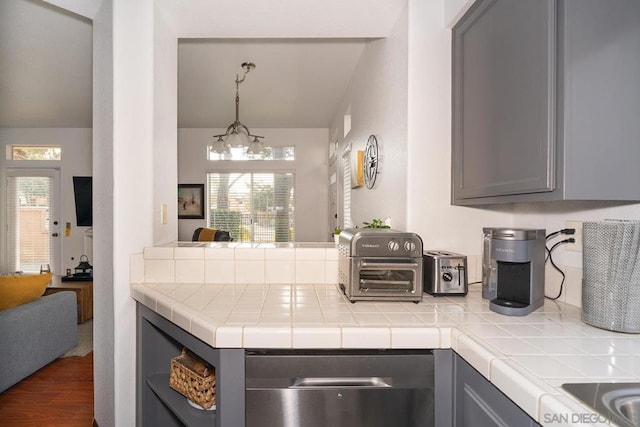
[52,233,59,237]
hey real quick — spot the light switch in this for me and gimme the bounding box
[160,204,168,225]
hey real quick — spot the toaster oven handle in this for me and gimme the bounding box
[359,260,419,269]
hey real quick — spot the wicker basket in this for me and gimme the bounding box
[169,348,216,409]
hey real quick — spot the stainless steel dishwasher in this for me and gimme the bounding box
[245,349,434,427]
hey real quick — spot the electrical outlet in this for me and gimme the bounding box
[565,220,583,252]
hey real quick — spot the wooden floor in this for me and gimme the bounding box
[0,352,94,426]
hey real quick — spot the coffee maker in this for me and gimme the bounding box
[489,228,545,316]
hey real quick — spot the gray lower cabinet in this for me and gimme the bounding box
[453,352,539,427]
[136,304,245,427]
[136,308,535,427]
[452,0,640,205]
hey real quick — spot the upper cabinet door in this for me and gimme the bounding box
[452,0,557,202]
[452,0,640,205]
[561,0,640,201]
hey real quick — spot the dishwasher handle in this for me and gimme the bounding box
[290,377,393,389]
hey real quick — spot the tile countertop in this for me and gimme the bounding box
[130,282,640,426]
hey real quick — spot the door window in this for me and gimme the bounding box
[6,169,60,274]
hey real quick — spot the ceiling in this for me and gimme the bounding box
[0,0,402,129]
[178,39,366,128]
[0,0,92,128]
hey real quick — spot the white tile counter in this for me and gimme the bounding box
[130,243,640,426]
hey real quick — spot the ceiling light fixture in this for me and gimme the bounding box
[212,62,265,154]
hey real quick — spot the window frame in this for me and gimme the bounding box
[10,145,62,161]
[205,171,296,243]
[207,145,295,161]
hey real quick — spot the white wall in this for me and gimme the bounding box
[443,0,476,29]
[159,0,407,38]
[43,0,103,20]
[510,202,640,304]
[330,6,410,230]
[153,5,178,246]
[92,0,114,424]
[0,128,93,275]
[406,0,513,257]
[178,128,329,242]
[110,0,155,425]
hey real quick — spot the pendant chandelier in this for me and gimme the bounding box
[211,62,266,154]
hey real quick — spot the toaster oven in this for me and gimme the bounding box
[338,229,423,302]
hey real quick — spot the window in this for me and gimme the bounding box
[342,149,352,228]
[207,146,295,161]
[206,172,295,242]
[11,146,62,161]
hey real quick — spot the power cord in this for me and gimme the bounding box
[546,228,576,240]
[544,236,575,300]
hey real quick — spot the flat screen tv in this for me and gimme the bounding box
[73,176,93,227]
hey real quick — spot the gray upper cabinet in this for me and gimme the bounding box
[452,0,640,205]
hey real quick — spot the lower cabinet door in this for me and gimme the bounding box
[454,355,539,427]
[246,350,435,427]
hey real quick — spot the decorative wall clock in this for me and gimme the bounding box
[364,135,379,189]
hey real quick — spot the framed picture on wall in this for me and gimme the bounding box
[178,184,205,219]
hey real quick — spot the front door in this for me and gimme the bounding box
[5,168,61,274]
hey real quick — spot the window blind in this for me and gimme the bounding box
[206,172,295,242]
[6,174,54,273]
[342,150,352,228]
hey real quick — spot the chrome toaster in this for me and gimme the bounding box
[423,251,468,296]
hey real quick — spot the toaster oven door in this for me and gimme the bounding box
[355,258,421,296]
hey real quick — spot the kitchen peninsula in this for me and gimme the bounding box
[131,243,640,426]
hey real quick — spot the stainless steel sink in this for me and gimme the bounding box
[602,388,640,427]
[562,383,640,427]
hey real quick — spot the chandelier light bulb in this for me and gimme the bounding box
[247,137,266,155]
[226,127,250,148]
[211,136,230,154]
